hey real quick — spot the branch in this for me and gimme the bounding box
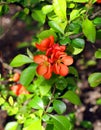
[69,32,83,39]
[90,10,101,19]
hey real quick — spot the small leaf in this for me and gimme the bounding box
[0,97,5,105]
[8,96,14,106]
[53,100,66,114]
[31,9,46,24]
[61,91,81,105]
[71,38,85,48]
[95,49,101,59]
[82,18,96,43]
[5,121,18,130]
[42,5,53,14]
[29,96,44,110]
[23,119,43,130]
[51,115,71,130]
[10,54,33,67]
[70,9,80,22]
[53,0,67,20]
[20,63,37,86]
[96,98,101,105]
[37,29,57,40]
[88,72,101,87]
[48,21,64,34]
[93,17,101,26]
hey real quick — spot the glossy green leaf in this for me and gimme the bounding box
[72,38,85,48]
[53,100,66,114]
[23,119,43,130]
[82,18,96,43]
[60,37,71,45]
[10,54,33,67]
[88,72,101,87]
[29,96,44,110]
[31,10,46,24]
[93,17,101,26]
[53,0,67,20]
[48,21,64,34]
[37,29,57,40]
[20,63,37,86]
[51,115,71,130]
[0,97,5,105]
[42,5,53,14]
[95,49,101,59]
[5,121,18,130]
[80,121,93,129]
[61,91,81,105]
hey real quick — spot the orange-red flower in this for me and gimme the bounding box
[97,0,101,3]
[11,84,29,96]
[35,36,54,51]
[34,55,52,79]
[34,36,73,79]
[13,72,20,82]
[52,54,73,76]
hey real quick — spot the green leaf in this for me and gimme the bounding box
[69,66,79,78]
[95,49,101,59]
[61,91,81,105]
[37,29,57,40]
[96,98,101,105]
[55,77,67,90]
[51,115,71,130]
[82,18,96,43]
[31,9,46,24]
[42,5,53,15]
[71,38,85,48]
[88,72,101,87]
[23,119,43,130]
[48,21,64,34]
[20,63,37,86]
[29,96,44,110]
[80,121,93,129]
[5,121,18,130]
[0,97,5,105]
[70,9,80,22]
[93,17,101,26]
[8,96,14,106]
[10,54,33,67]
[53,0,67,20]
[53,100,66,114]
[60,37,71,45]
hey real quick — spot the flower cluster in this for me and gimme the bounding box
[34,36,73,79]
[10,72,29,96]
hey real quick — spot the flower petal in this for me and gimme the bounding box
[62,56,73,66]
[59,63,69,76]
[34,55,48,64]
[44,64,52,79]
[37,64,48,76]
[53,63,60,75]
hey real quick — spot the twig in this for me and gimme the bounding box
[69,32,83,39]
[90,10,101,19]
[44,86,56,113]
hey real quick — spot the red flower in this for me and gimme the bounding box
[53,54,73,76]
[35,36,54,51]
[11,84,29,96]
[97,0,101,3]
[34,55,52,79]
[34,36,74,79]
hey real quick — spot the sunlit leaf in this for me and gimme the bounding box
[20,63,37,86]
[53,100,66,114]
[10,54,33,67]
[88,72,101,87]
[5,121,18,130]
[95,49,101,59]
[82,18,96,43]
[53,0,67,20]
[61,91,81,105]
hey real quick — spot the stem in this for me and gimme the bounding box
[44,86,56,113]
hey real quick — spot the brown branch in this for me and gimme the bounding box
[69,32,83,39]
[90,10,101,19]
